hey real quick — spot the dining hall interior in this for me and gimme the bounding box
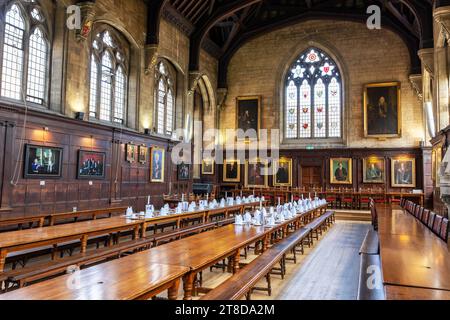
[0,0,449,302]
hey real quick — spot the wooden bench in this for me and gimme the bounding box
[359,229,379,255]
[357,253,385,300]
[2,237,154,291]
[307,211,335,242]
[200,227,312,300]
[48,207,128,226]
[151,222,217,247]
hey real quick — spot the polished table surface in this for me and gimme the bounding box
[377,205,450,293]
[385,285,450,300]
[0,255,189,300]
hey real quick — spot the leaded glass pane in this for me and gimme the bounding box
[328,78,341,138]
[285,81,297,139]
[166,90,174,135]
[99,52,112,121]
[157,79,165,135]
[114,67,125,124]
[89,55,98,117]
[26,28,47,104]
[314,79,326,138]
[299,80,311,138]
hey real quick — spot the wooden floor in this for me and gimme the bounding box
[194,221,371,300]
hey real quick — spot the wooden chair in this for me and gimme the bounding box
[432,215,444,236]
[416,207,424,221]
[427,212,436,230]
[440,218,449,242]
[341,191,354,210]
[421,209,430,225]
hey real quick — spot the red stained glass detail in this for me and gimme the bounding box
[303,123,309,129]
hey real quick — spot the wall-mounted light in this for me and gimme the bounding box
[144,128,151,135]
[75,112,85,121]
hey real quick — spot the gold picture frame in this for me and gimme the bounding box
[363,82,401,138]
[236,96,261,141]
[150,147,165,183]
[202,159,215,175]
[273,158,292,187]
[330,158,353,184]
[223,159,241,182]
[391,157,416,188]
[245,159,269,188]
[362,157,385,184]
[126,144,136,163]
[138,145,147,164]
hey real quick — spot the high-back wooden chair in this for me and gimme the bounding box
[432,215,444,235]
[427,212,436,230]
[440,218,449,242]
[421,209,430,225]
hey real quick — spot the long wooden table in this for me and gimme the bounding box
[377,204,450,299]
[0,202,262,272]
[0,257,189,300]
[0,204,327,300]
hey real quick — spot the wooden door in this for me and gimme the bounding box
[301,166,322,188]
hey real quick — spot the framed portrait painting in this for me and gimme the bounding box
[273,158,292,187]
[202,159,214,175]
[138,145,147,164]
[24,145,63,179]
[330,158,352,184]
[236,96,261,139]
[177,162,190,181]
[245,159,268,188]
[77,150,106,180]
[391,158,416,188]
[150,147,165,183]
[363,157,385,184]
[126,144,136,163]
[223,159,240,183]
[364,82,401,138]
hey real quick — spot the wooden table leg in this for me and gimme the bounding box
[80,235,88,253]
[168,279,180,300]
[0,249,7,272]
[133,225,140,240]
[233,250,240,274]
[182,272,196,300]
[38,218,45,228]
[141,222,148,238]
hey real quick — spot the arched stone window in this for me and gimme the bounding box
[155,60,175,136]
[89,26,129,125]
[285,47,342,139]
[0,0,50,105]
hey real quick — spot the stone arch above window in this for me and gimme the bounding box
[0,0,51,106]
[88,25,129,125]
[284,47,343,140]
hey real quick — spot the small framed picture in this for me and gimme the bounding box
[245,159,268,188]
[77,150,106,180]
[126,144,136,163]
[330,158,352,184]
[178,162,190,181]
[223,159,241,182]
[150,147,165,183]
[202,159,215,175]
[391,158,416,188]
[24,144,63,179]
[273,158,292,187]
[138,145,147,164]
[363,157,385,184]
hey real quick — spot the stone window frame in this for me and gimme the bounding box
[0,0,52,108]
[154,59,176,137]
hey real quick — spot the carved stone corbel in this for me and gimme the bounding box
[418,48,434,76]
[216,88,228,111]
[187,71,202,96]
[434,6,450,48]
[144,44,159,75]
[75,1,96,42]
[409,74,423,101]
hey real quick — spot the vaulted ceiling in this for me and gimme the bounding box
[145,0,436,87]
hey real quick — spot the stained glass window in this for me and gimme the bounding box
[155,60,176,136]
[88,27,129,125]
[1,2,50,105]
[285,47,342,139]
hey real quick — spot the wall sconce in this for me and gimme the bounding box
[144,128,151,135]
[75,112,85,121]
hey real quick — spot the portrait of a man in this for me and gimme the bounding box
[274,158,292,187]
[202,159,214,175]
[150,147,165,182]
[126,144,136,163]
[223,159,240,182]
[330,158,352,184]
[236,96,260,136]
[245,160,268,187]
[363,157,385,183]
[392,158,416,187]
[364,82,400,137]
[178,162,190,181]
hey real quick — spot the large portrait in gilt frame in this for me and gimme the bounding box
[391,158,416,188]
[273,158,292,187]
[150,147,165,183]
[223,159,240,182]
[330,158,352,185]
[363,157,385,184]
[364,82,401,138]
[245,159,268,188]
[236,96,261,140]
